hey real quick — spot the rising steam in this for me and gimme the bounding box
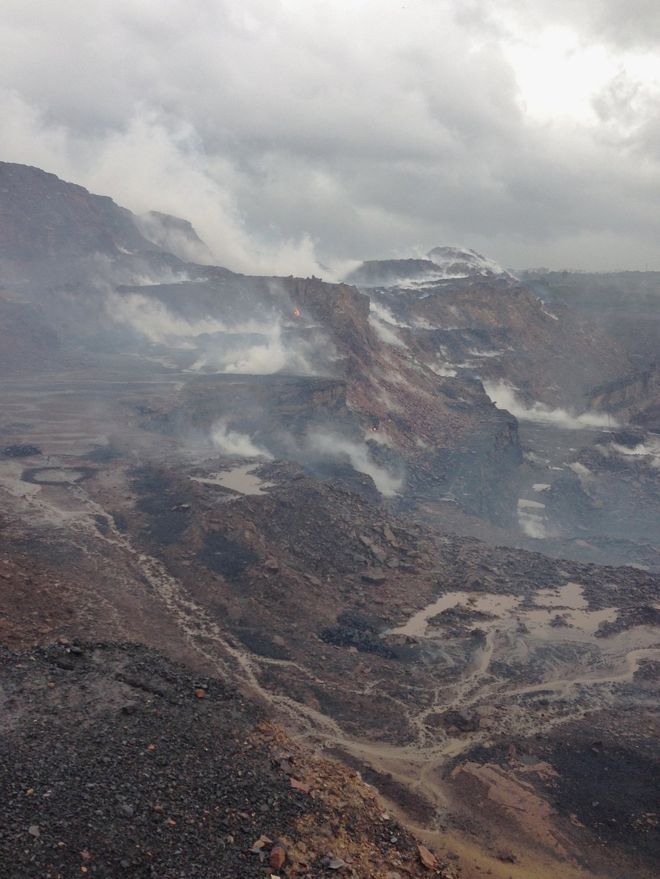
[210,420,272,459]
[106,292,317,374]
[107,292,229,344]
[368,302,408,348]
[484,381,616,430]
[306,430,403,496]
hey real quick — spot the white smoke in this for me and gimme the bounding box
[221,326,287,374]
[135,213,216,265]
[106,292,229,343]
[368,302,407,348]
[599,437,660,468]
[484,381,616,430]
[370,318,407,348]
[210,420,272,459]
[307,430,403,496]
[369,302,410,328]
[518,509,549,539]
[517,498,553,539]
[427,361,457,377]
[368,429,393,448]
[220,322,315,375]
[0,92,326,277]
[106,293,318,374]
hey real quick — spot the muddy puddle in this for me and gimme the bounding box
[22,467,93,485]
[191,464,273,496]
[533,582,586,608]
[381,581,660,772]
[390,592,518,638]
[390,582,658,658]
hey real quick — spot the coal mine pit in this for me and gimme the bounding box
[1,159,659,879]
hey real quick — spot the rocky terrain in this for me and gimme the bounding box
[1,642,451,879]
[588,364,660,432]
[523,270,660,369]
[0,163,658,879]
[0,377,657,878]
[349,250,625,408]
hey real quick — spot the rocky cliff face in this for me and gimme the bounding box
[524,269,660,368]
[346,246,510,288]
[351,266,625,408]
[346,258,444,288]
[589,363,660,431]
[0,162,161,263]
[0,162,633,526]
[136,210,215,263]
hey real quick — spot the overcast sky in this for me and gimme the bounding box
[2,0,660,276]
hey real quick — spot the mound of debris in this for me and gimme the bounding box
[0,642,454,879]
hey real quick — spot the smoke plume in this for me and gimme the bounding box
[484,381,616,429]
[306,430,403,497]
[210,420,272,459]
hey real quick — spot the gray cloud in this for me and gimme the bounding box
[505,1,660,50]
[2,0,660,272]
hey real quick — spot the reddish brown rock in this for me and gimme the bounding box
[269,844,286,870]
[417,844,437,870]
